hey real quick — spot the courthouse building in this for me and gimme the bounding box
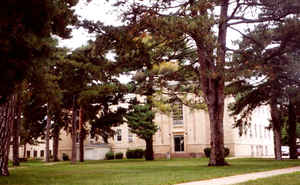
[12,98,274,160]
[57,98,274,160]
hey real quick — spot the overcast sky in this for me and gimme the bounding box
[59,0,122,49]
[59,1,246,50]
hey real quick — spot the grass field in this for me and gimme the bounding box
[236,171,300,185]
[1,158,300,185]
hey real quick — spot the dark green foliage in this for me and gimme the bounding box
[204,148,230,158]
[0,0,78,103]
[125,104,157,140]
[62,153,69,161]
[125,104,157,160]
[105,152,115,160]
[126,149,145,159]
[115,152,123,160]
[228,18,300,129]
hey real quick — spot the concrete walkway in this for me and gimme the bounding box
[177,166,300,185]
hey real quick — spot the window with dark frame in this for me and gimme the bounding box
[116,129,122,141]
[27,151,30,158]
[40,150,44,157]
[172,102,183,125]
[34,150,37,157]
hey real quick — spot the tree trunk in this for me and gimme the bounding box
[45,107,51,162]
[52,124,60,162]
[0,95,16,176]
[145,137,154,161]
[79,107,84,162]
[270,97,282,160]
[195,0,228,166]
[71,96,77,164]
[287,98,297,159]
[79,128,85,162]
[12,94,21,166]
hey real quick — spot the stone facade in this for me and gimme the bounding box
[9,138,53,160]
[109,98,274,158]
[11,98,274,161]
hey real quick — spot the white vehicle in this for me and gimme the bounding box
[281,146,289,156]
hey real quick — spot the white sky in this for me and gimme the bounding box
[59,0,246,50]
[58,1,250,83]
[59,0,122,50]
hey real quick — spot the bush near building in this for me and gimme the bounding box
[105,152,115,160]
[126,149,145,159]
[204,148,230,158]
[115,152,124,159]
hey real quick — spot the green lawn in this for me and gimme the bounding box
[1,158,300,185]
[236,172,300,185]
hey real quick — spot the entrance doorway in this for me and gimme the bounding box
[174,135,184,152]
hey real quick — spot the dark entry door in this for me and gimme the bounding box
[174,135,184,152]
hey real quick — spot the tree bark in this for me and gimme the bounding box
[195,0,229,166]
[270,97,282,160]
[71,96,77,164]
[145,137,154,160]
[52,124,60,162]
[79,107,84,162]
[45,107,51,162]
[0,95,16,176]
[12,94,21,166]
[287,98,297,159]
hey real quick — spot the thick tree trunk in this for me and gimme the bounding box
[287,99,297,159]
[12,95,21,166]
[270,97,282,160]
[52,124,60,162]
[71,96,77,164]
[45,107,51,162]
[0,95,16,176]
[195,0,228,166]
[207,87,227,166]
[79,107,84,162]
[145,137,154,161]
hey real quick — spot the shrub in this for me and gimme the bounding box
[204,148,211,158]
[105,151,115,160]
[203,147,230,158]
[126,149,145,159]
[134,149,144,158]
[19,158,28,162]
[126,149,135,159]
[115,152,123,159]
[224,147,230,157]
[62,153,69,161]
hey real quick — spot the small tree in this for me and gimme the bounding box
[126,104,158,161]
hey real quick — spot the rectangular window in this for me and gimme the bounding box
[260,125,263,138]
[174,135,184,152]
[128,131,133,143]
[27,151,31,158]
[116,129,122,141]
[172,103,183,125]
[40,150,44,157]
[34,150,37,157]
